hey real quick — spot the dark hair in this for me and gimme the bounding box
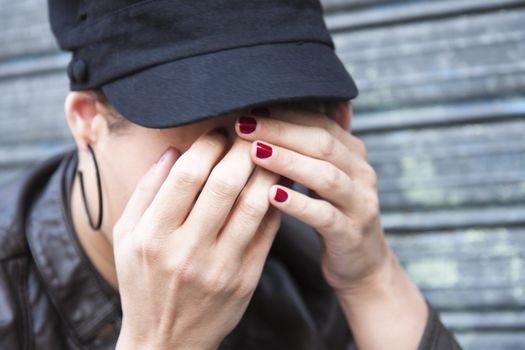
[90,88,131,134]
[90,88,345,133]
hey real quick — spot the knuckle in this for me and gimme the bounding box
[112,222,126,244]
[366,193,381,221]
[319,203,337,232]
[113,219,125,237]
[322,163,341,191]
[203,269,232,295]
[356,193,380,233]
[364,164,378,188]
[112,219,132,243]
[173,254,198,284]
[234,279,255,300]
[133,236,162,265]
[175,163,207,188]
[318,129,336,158]
[370,172,378,189]
[172,247,202,285]
[357,139,368,160]
[209,172,239,199]
[239,193,267,220]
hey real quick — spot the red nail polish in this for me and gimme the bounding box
[274,188,288,202]
[250,107,271,117]
[256,142,272,159]
[238,116,257,134]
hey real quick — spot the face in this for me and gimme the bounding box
[64,91,345,237]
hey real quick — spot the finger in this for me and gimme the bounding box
[240,105,363,155]
[240,204,282,285]
[182,137,256,242]
[235,114,366,176]
[143,129,229,235]
[215,167,280,261]
[113,147,179,243]
[250,141,356,209]
[330,101,369,161]
[267,185,353,245]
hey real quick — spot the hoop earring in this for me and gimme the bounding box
[77,144,103,230]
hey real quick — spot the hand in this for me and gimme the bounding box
[234,103,390,295]
[113,128,283,349]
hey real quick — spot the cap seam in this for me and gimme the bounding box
[74,0,156,30]
[68,0,323,35]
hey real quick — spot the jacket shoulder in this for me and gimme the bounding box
[0,149,72,261]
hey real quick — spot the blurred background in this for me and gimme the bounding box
[1,0,524,349]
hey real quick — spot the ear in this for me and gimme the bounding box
[331,100,353,131]
[64,91,104,150]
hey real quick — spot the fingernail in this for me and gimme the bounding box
[250,107,271,117]
[238,116,257,134]
[256,142,272,159]
[274,188,288,202]
[158,147,171,163]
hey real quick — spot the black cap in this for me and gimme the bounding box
[47,0,359,128]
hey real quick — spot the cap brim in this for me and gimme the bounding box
[101,41,358,129]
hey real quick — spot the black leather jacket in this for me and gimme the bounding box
[0,148,462,349]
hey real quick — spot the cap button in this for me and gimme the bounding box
[67,58,88,84]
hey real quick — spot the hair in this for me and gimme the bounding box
[90,88,131,134]
[90,88,345,133]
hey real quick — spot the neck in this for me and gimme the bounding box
[70,171,119,291]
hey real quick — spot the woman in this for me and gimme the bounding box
[0,0,461,349]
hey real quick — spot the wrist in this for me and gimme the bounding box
[333,243,429,322]
[116,332,169,350]
[116,325,218,350]
[333,244,398,302]
[116,336,216,350]
[333,246,429,349]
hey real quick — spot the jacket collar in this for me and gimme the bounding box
[25,148,121,344]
